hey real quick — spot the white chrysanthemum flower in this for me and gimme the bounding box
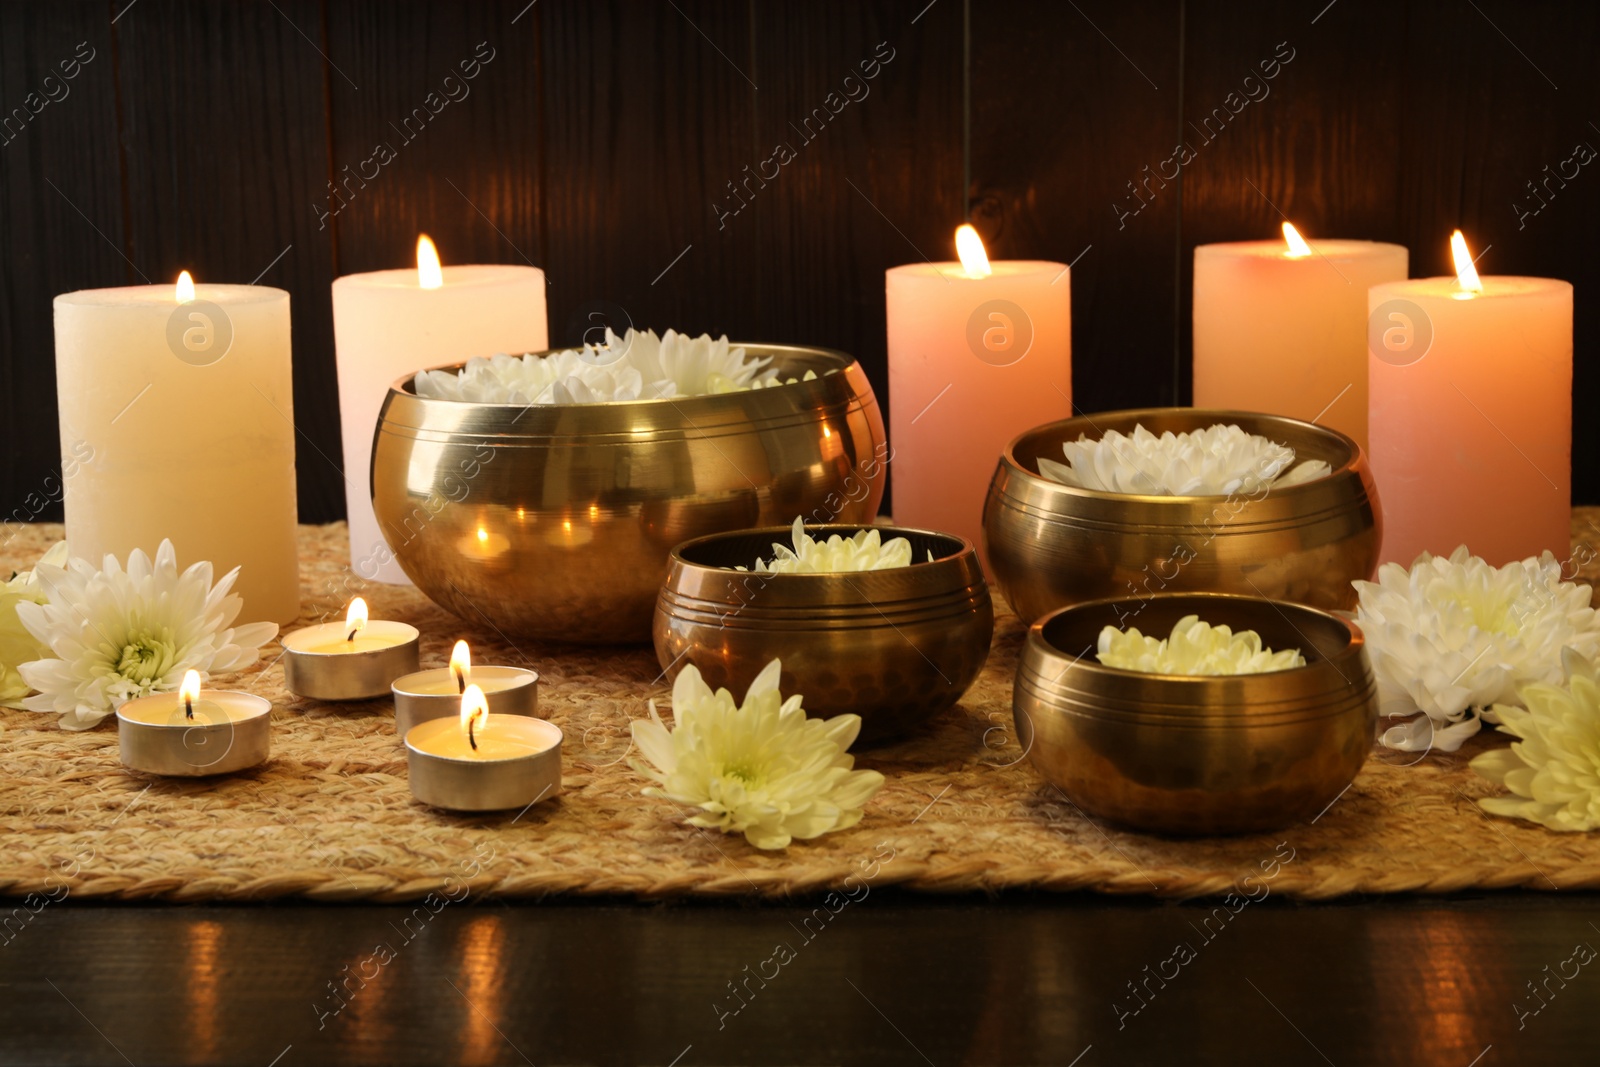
[741,517,919,574]
[1096,614,1305,675]
[15,540,279,731]
[1035,422,1330,496]
[1355,546,1600,754]
[1470,649,1600,831]
[629,659,885,849]
[412,328,822,405]
[0,540,70,708]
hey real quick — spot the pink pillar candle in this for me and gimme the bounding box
[887,232,1071,564]
[1367,240,1571,566]
[1194,227,1407,451]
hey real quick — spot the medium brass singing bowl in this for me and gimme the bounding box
[654,525,994,744]
[1015,592,1377,836]
[983,408,1381,625]
[372,345,887,643]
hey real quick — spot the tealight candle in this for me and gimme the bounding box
[405,685,562,811]
[390,639,540,733]
[116,669,271,776]
[281,597,420,701]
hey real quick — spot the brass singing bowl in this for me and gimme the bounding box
[1015,592,1376,836]
[983,408,1381,625]
[654,525,994,744]
[371,345,887,643]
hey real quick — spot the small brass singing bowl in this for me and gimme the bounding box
[654,525,994,744]
[371,345,887,644]
[983,408,1381,625]
[1014,592,1377,836]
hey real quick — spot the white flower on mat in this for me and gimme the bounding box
[742,517,918,574]
[1035,422,1330,496]
[413,328,816,405]
[16,540,279,731]
[1470,649,1600,832]
[1355,546,1600,754]
[1096,614,1305,675]
[629,659,885,849]
[0,540,70,709]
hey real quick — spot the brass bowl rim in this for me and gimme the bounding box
[668,523,978,577]
[1026,590,1363,684]
[387,341,860,411]
[999,407,1363,505]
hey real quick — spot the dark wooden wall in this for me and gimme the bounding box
[3,0,1596,526]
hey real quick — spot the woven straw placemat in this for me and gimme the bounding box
[4,516,1600,903]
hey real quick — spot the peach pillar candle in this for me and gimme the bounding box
[887,226,1071,563]
[332,236,547,584]
[1367,231,1571,566]
[1194,224,1407,451]
[53,273,300,625]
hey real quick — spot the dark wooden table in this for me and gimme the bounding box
[2,891,1595,1065]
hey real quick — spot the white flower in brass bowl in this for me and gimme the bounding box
[1035,422,1330,496]
[1096,614,1306,675]
[15,540,279,731]
[0,540,70,708]
[740,517,917,574]
[413,328,822,405]
[1355,546,1600,754]
[1471,650,1600,832]
[629,658,885,849]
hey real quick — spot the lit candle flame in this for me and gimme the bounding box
[450,640,471,695]
[345,597,369,642]
[176,271,196,303]
[1281,222,1312,258]
[955,224,992,278]
[1450,230,1483,295]
[417,234,444,290]
[180,668,202,721]
[460,683,488,751]
[476,526,489,545]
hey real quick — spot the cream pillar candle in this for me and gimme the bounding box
[53,275,300,624]
[887,226,1071,564]
[1194,224,1407,451]
[1368,231,1572,566]
[332,236,547,583]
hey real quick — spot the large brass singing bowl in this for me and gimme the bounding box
[371,345,886,642]
[1015,592,1377,836]
[984,408,1381,625]
[654,526,994,744]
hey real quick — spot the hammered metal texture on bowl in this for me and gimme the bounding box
[1014,592,1377,836]
[654,525,994,744]
[983,408,1381,626]
[372,345,887,643]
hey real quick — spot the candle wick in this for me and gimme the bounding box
[468,715,479,751]
[455,668,465,694]
[184,695,193,721]
[346,627,358,642]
